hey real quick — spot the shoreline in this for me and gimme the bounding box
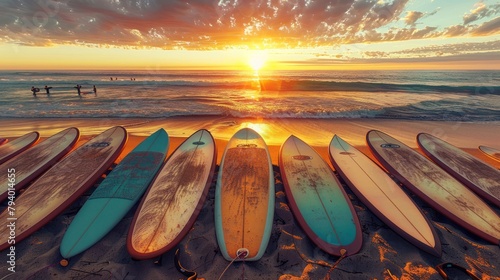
[1,116,499,167]
[0,117,499,279]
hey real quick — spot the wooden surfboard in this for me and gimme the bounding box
[367,130,500,245]
[329,135,440,256]
[0,128,80,202]
[215,128,274,261]
[0,126,127,251]
[479,146,500,162]
[418,133,500,208]
[280,135,362,256]
[60,129,169,259]
[127,129,216,260]
[0,131,39,165]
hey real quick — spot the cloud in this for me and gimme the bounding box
[308,40,500,62]
[404,11,424,25]
[394,40,500,56]
[472,16,500,36]
[296,50,500,66]
[463,2,499,24]
[0,0,497,50]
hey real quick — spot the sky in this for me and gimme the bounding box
[0,0,499,70]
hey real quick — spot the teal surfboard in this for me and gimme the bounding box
[279,135,362,256]
[60,129,169,259]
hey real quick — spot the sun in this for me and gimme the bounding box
[248,52,268,71]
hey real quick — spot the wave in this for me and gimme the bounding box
[3,71,499,95]
[2,101,497,121]
[1,70,498,122]
[100,79,500,94]
[258,80,500,95]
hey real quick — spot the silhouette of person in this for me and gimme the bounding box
[31,86,37,96]
[74,84,82,96]
[93,85,97,96]
[44,85,52,95]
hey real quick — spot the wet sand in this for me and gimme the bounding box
[0,117,499,279]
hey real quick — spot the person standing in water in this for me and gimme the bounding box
[31,86,37,96]
[44,85,52,95]
[74,84,82,96]
[93,85,97,96]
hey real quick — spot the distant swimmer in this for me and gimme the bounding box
[93,85,97,96]
[44,85,52,95]
[31,86,39,96]
[74,84,82,96]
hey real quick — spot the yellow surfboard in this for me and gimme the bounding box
[215,128,274,261]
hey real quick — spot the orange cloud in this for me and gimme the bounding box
[0,0,498,50]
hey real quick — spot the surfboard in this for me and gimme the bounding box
[329,135,440,256]
[280,135,362,256]
[215,128,274,261]
[127,129,216,260]
[0,138,7,145]
[367,130,500,245]
[0,131,39,165]
[60,128,168,260]
[0,127,80,202]
[479,146,500,162]
[0,126,127,251]
[418,133,500,208]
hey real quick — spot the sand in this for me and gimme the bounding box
[0,117,499,279]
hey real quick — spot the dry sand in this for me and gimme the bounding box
[0,117,499,279]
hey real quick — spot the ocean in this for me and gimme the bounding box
[0,70,499,121]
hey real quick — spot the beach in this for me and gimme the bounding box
[2,0,500,277]
[1,117,499,279]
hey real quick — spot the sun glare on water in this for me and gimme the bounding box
[248,52,268,71]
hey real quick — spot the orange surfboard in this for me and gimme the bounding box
[479,146,500,162]
[215,128,274,261]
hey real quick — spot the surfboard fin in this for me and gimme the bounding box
[153,254,163,266]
